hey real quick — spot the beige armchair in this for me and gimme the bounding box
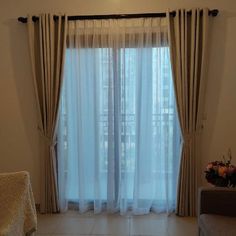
[0,171,37,236]
[198,187,236,236]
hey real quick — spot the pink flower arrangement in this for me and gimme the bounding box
[205,149,236,187]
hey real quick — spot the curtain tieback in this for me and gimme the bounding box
[183,132,195,143]
[43,135,57,147]
[183,129,202,143]
[38,126,57,147]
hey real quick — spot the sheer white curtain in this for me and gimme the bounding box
[58,18,181,215]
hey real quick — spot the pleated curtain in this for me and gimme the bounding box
[167,9,209,216]
[27,14,67,213]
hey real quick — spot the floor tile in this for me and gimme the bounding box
[130,214,168,236]
[91,215,130,236]
[37,214,94,235]
[36,235,93,236]
[167,215,197,236]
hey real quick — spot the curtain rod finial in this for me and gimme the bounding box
[18,17,27,23]
[211,9,219,17]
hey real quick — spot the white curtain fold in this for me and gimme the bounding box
[27,14,67,213]
[58,18,181,214]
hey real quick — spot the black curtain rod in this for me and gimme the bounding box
[18,9,219,23]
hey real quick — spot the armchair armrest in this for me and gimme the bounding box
[198,187,236,217]
[0,171,37,235]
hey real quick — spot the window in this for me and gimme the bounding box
[57,18,181,214]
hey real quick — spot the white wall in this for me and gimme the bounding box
[0,0,236,203]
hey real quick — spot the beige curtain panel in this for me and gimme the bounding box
[167,9,209,216]
[27,14,67,213]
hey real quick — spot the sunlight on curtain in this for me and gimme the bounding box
[57,18,181,215]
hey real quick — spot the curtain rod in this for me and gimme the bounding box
[18,9,219,23]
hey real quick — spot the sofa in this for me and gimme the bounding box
[198,187,236,236]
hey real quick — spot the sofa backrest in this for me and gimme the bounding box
[199,187,236,217]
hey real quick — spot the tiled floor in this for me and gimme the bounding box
[36,211,197,236]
